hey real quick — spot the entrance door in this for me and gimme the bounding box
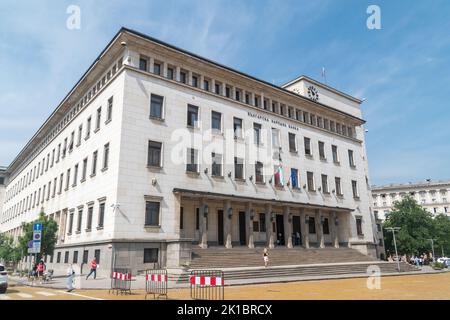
[276,214,285,246]
[217,210,224,245]
[292,216,302,246]
[239,211,246,245]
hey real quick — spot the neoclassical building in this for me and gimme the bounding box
[372,180,450,220]
[0,27,382,274]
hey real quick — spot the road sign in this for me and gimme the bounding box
[33,223,42,231]
[28,247,40,254]
[28,240,33,248]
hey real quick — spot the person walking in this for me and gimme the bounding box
[66,264,75,292]
[85,257,98,280]
[263,247,269,268]
[37,260,45,284]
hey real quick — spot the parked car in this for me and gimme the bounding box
[0,264,8,293]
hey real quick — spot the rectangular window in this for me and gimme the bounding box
[211,152,222,177]
[215,83,220,95]
[192,75,198,87]
[57,252,61,263]
[73,251,78,264]
[233,117,243,138]
[65,169,71,190]
[289,133,297,152]
[143,248,159,263]
[235,90,240,101]
[94,250,100,264]
[187,104,199,127]
[332,145,339,163]
[64,251,69,264]
[319,141,326,160]
[52,177,57,197]
[271,128,280,149]
[83,250,89,264]
[321,174,329,193]
[211,111,222,132]
[107,97,113,122]
[145,201,160,226]
[195,208,200,230]
[180,71,186,83]
[234,157,244,180]
[103,143,109,170]
[309,217,316,234]
[78,125,83,146]
[62,138,67,157]
[203,79,209,91]
[167,67,174,80]
[77,208,83,232]
[82,158,88,181]
[259,213,266,232]
[348,150,355,167]
[323,218,330,235]
[150,94,164,119]
[255,161,264,183]
[356,217,363,235]
[86,205,93,231]
[139,57,147,71]
[153,63,161,75]
[307,171,315,191]
[73,164,78,186]
[253,123,262,145]
[352,180,359,198]
[147,141,162,167]
[46,154,49,171]
[51,149,55,167]
[59,173,64,194]
[92,151,98,176]
[304,137,312,156]
[96,107,101,130]
[68,212,74,234]
[86,117,91,139]
[57,144,61,162]
[180,207,184,230]
[186,148,199,173]
[225,87,230,98]
[335,177,342,196]
[98,202,105,228]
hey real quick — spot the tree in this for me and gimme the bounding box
[18,212,58,260]
[383,196,435,256]
[432,214,450,257]
[0,234,22,267]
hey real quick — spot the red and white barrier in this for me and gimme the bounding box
[145,274,167,282]
[111,272,132,280]
[189,275,224,286]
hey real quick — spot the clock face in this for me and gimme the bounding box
[292,88,301,95]
[307,85,319,102]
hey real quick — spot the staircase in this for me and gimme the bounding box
[190,246,377,268]
[171,247,421,285]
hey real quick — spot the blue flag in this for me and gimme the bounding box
[291,169,298,188]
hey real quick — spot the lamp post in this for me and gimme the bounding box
[385,227,401,272]
[427,238,437,262]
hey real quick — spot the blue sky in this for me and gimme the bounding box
[1,0,449,186]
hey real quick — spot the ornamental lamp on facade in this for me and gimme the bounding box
[203,204,209,217]
[227,207,233,219]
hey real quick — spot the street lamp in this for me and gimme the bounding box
[427,238,437,262]
[385,227,401,272]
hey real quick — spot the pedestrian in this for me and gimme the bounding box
[85,257,98,280]
[263,247,269,267]
[37,260,45,284]
[66,264,75,292]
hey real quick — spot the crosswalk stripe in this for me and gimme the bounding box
[36,291,56,296]
[16,293,33,298]
[58,290,104,300]
[0,295,11,300]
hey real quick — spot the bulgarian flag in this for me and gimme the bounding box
[274,165,284,187]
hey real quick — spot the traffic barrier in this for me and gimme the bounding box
[190,270,224,300]
[109,268,132,295]
[145,269,168,300]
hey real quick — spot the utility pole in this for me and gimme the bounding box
[385,227,401,272]
[427,239,437,261]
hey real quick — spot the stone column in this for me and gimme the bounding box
[246,203,254,249]
[176,66,181,82]
[260,92,264,108]
[251,92,255,106]
[300,209,309,249]
[200,75,205,90]
[224,200,233,248]
[283,206,293,248]
[315,210,325,248]
[174,193,181,237]
[211,79,216,93]
[242,90,246,103]
[265,204,274,249]
[149,57,154,73]
[232,86,236,100]
[332,212,340,248]
[222,82,227,97]
[199,199,208,249]
[188,70,193,86]
[163,62,168,78]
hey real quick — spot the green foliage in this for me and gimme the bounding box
[432,262,445,269]
[383,196,450,257]
[0,234,22,263]
[17,212,58,259]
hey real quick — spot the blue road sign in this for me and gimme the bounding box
[28,240,33,248]
[33,223,42,231]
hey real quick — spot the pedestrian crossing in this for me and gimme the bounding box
[0,290,56,300]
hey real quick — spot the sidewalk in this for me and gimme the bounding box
[10,266,447,290]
